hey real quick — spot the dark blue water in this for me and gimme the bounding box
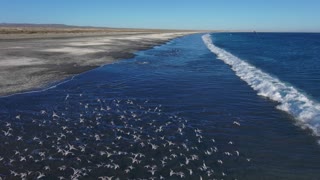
[1,33,320,179]
[213,33,320,100]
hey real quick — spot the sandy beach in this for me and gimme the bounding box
[0,27,196,96]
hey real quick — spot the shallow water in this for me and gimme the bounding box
[1,33,320,179]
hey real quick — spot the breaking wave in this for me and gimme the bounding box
[202,34,320,137]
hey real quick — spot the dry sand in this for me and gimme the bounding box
[0,29,197,96]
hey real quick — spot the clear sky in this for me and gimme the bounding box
[0,0,319,32]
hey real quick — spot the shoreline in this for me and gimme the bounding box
[0,30,197,96]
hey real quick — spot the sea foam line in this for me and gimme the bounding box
[202,34,320,137]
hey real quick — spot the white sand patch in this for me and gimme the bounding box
[0,57,44,66]
[65,32,191,47]
[9,46,25,49]
[0,46,25,50]
[113,32,191,41]
[42,47,106,55]
[67,40,112,46]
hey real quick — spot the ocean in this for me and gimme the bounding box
[1,33,320,179]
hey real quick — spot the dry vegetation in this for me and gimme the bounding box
[0,26,195,35]
[0,27,144,34]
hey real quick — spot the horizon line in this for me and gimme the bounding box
[1,22,320,33]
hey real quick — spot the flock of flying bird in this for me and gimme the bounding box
[0,93,251,180]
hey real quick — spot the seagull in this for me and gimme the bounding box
[10,170,19,176]
[233,121,241,126]
[150,143,159,150]
[2,129,12,136]
[52,111,59,118]
[201,161,208,171]
[68,143,77,151]
[235,150,240,156]
[20,156,26,162]
[98,176,113,180]
[65,94,69,101]
[185,157,190,165]
[94,134,101,141]
[148,169,157,175]
[129,157,139,164]
[195,128,202,133]
[177,172,185,178]
[58,165,67,171]
[36,172,45,179]
[169,169,175,176]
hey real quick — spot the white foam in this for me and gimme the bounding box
[202,34,320,136]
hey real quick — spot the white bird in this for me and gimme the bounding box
[129,157,139,164]
[235,150,240,156]
[148,169,156,175]
[94,134,101,141]
[169,169,175,176]
[36,172,45,179]
[58,165,67,171]
[177,172,185,178]
[202,161,208,171]
[233,121,241,126]
[2,130,12,136]
[10,170,19,176]
[195,128,202,133]
[52,111,59,118]
[33,136,40,141]
[65,94,69,101]
[185,157,190,165]
[20,156,26,162]
[68,143,77,151]
[150,143,159,150]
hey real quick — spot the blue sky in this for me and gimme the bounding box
[0,0,319,32]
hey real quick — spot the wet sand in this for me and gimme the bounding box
[0,30,196,96]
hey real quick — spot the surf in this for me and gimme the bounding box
[202,34,320,137]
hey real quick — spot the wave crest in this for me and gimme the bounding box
[202,34,320,136]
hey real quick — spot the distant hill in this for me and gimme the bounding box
[0,23,108,29]
[0,23,197,35]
